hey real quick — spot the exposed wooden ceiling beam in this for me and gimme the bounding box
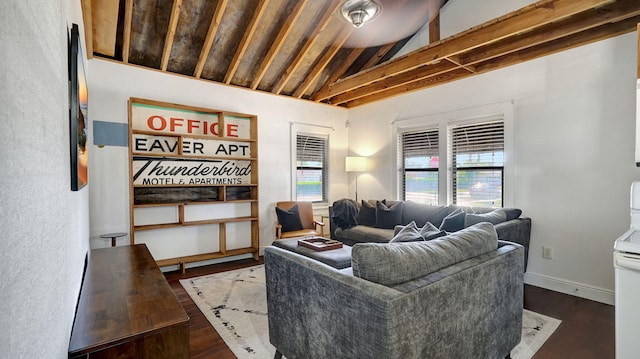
[122,0,133,63]
[161,0,183,71]
[344,15,639,108]
[194,0,228,78]
[317,0,615,101]
[293,27,354,98]
[224,0,270,84]
[428,13,441,43]
[330,61,461,105]
[272,0,343,94]
[251,0,308,90]
[458,0,640,66]
[80,0,93,58]
[472,14,640,74]
[345,68,474,107]
[89,0,119,57]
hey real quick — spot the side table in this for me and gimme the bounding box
[99,232,127,247]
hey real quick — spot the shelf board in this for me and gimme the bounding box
[134,216,258,231]
[131,152,257,161]
[132,129,257,143]
[155,247,258,268]
[133,183,257,188]
[133,199,257,208]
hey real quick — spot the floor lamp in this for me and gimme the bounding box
[345,156,368,202]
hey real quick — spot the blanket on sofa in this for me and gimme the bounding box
[331,198,358,229]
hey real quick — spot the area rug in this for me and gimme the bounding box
[180,265,561,359]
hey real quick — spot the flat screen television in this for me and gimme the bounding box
[69,23,88,191]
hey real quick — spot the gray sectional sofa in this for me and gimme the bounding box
[265,222,525,359]
[330,199,531,270]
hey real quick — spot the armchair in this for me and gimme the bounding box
[275,201,325,239]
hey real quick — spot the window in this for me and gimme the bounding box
[449,120,504,207]
[399,129,439,204]
[296,134,328,203]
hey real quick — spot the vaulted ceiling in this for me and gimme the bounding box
[82,0,640,108]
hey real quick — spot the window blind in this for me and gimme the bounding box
[450,120,504,207]
[399,128,439,203]
[296,134,328,203]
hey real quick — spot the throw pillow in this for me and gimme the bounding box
[439,208,466,232]
[419,222,447,241]
[403,201,452,228]
[358,200,376,226]
[464,208,507,228]
[503,208,523,221]
[375,200,404,229]
[389,221,424,243]
[275,205,303,232]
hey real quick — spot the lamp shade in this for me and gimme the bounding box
[345,156,368,172]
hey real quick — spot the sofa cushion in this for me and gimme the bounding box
[419,222,447,240]
[439,208,466,232]
[402,201,453,228]
[336,225,394,243]
[351,222,499,285]
[276,204,303,232]
[464,208,507,227]
[375,200,404,229]
[358,200,376,226]
[389,221,424,243]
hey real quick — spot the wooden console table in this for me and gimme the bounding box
[69,244,189,358]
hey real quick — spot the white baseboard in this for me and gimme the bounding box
[524,272,614,305]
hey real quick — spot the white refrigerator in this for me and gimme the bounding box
[614,181,640,358]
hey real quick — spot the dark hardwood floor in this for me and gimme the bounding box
[165,259,615,359]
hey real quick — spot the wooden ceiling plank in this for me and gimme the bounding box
[224,0,271,84]
[318,0,615,100]
[312,47,366,102]
[251,0,309,90]
[272,0,343,94]
[293,27,355,98]
[90,0,119,57]
[459,0,640,66]
[160,0,183,71]
[194,0,229,78]
[122,0,133,63]
[330,61,460,105]
[472,15,640,73]
[360,43,396,71]
[344,68,474,107]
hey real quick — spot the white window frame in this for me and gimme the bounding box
[290,123,332,206]
[392,101,515,207]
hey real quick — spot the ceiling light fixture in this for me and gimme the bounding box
[340,0,382,28]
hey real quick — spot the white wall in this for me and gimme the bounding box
[88,59,349,265]
[348,30,639,304]
[0,0,90,358]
